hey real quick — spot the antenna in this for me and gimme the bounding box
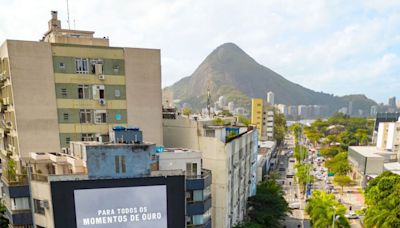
[66,0,71,29]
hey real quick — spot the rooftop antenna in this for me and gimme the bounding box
[66,0,71,29]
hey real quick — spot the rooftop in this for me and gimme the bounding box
[349,146,387,158]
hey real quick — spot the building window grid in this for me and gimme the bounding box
[115,155,126,173]
[79,109,92,123]
[78,85,91,99]
[63,113,69,121]
[75,58,89,74]
[33,199,45,215]
[61,88,68,97]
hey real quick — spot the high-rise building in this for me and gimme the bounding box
[251,98,274,141]
[266,91,274,105]
[0,11,162,227]
[348,101,353,116]
[228,101,235,113]
[163,117,258,228]
[298,105,308,118]
[389,96,396,108]
[370,105,378,117]
[277,104,288,116]
[287,105,298,117]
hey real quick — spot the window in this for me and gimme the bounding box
[205,129,215,137]
[115,155,126,173]
[63,113,69,121]
[193,190,203,202]
[115,89,121,98]
[65,137,71,145]
[12,197,30,211]
[79,109,92,123]
[59,62,65,69]
[78,85,90,99]
[94,110,107,124]
[113,64,120,73]
[61,88,68,97]
[90,59,103,74]
[75,58,89,74]
[92,85,105,100]
[81,133,94,141]
[33,199,45,215]
[186,163,198,176]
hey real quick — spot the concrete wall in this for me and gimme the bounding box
[158,151,201,176]
[163,118,199,149]
[124,48,162,145]
[86,145,155,179]
[31,181,54,228]
[7,40,61,158]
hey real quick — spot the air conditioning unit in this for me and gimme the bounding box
[98,74,105,80]
[40,200,49,209]
[99,99,106,105]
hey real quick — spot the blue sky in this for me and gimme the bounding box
[0,0,399,103]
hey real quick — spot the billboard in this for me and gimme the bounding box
[74,186,167,228]
[50,176,185,228]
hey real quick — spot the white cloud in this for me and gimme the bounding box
[0,0,399,103]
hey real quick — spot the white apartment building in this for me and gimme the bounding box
[163,117,258,228]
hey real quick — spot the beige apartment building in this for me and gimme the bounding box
[163,116,258,228]
[0,11,162,227]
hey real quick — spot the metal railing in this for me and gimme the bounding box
[186,169,211,180]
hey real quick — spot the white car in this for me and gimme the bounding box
[345,212,358,219]
[289,202,301,209]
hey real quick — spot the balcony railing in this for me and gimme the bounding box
[186,169,211,180]
[1,174,28,186]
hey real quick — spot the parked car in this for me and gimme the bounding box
[345,212,359,219]
[289,202,301,209]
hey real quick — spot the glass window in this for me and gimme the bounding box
[59,62,65,69]
[81,133,94,142]
[63,113,69,121]
[33,199,45,215]
[193,190,203,202]
[75,58,89,74]
[115,156,120,173]
[79,109,91,123]
[65,137,71,145]
[115,89,121,97]
[78,85,90,99]
[94,110,107,124]
[121,155,126,173]
[113,65,120,73]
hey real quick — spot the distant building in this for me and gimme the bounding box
[374,112,400,131]
[162,89,174,108]
[277,104,288,116]
[288,105,298,117]
[370,106,378,117]
[251,98,274,141]
[267,91,275,105]
[218,96,227,108]
[298,105,308,118]
[389,96,397,108]
[348,101,353,116]
[228,101,235,113]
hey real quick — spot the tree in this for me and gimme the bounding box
[274,111,287,145]
[333,175,352,193]
[0,201,9,228]
[212,118,224,126]
[238,115,250,126]
[242,179,291,228]
[319,146,341,158]
[364,171,400,227]
[221,110,233,117]
[295,163,314,189]
[294,145,307,163]
[182,107,192,116]
[325,152,351,176]
[306,190,350,228]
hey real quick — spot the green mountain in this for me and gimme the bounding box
[166,43,377,115]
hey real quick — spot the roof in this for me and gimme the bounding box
[384,162,400,172]
[349,146,385,158]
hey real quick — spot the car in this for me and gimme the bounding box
[345,212,358,219]
[289,202,301,209]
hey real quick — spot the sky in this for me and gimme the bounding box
[0,0,399,104]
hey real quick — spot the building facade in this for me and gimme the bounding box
[0,11,162,227]
[163,117,258,228]
[251,98,274,141]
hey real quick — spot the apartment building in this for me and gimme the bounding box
[28,128,185,228]
[158,148,212,227]
[0,11,162,227]
[251,98,274,141]
[163,116,258,228]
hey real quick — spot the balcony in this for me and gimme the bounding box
[187,196,212,216]
[4,206,33,226]
[187,218,212,228]
[186,169,212,190]
[1,174,28,187]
